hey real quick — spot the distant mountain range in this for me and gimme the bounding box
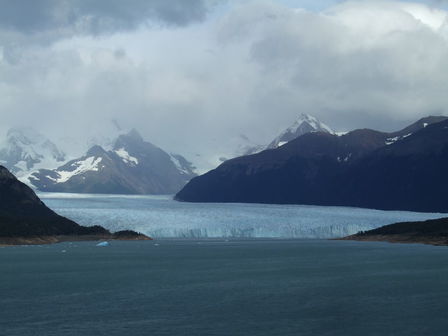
[5,113,442,201]
[0,127,66,178]
[0,125,197,195]
[0,114,332,194]
[176,116,448,213]
[29,129,196,194]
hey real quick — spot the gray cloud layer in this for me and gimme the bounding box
[1,1,448,170]
[0,0,209,34]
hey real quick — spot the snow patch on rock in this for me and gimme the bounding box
[115,148,139,166]
[385,133,412,145]
[170,155,190,175]
[50,157,103,183]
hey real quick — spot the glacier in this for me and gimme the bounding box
[39,193,446,239]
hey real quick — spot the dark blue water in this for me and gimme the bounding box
[1,239,448,335]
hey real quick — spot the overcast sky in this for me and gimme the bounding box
[1,0,448,170]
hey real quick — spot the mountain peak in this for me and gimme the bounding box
[0,127,66,176]
[86,145,107,157]
[267,114,334,149]
[6,127,45,144]
[125,128,144,142]
[113,129,145,152]
[291,113,334,133]
[31,131,197,194]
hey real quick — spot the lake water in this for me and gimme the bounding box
[4,194,448,335]
[2,239,448,336]
[39,193,445,238]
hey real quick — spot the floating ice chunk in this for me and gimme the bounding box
[96,241,110,247]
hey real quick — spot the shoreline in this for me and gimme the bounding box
[0,233,152,246]
[338,217,448,247]
[337,234,448,247]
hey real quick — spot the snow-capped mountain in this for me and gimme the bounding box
[29,129,196,194]
[0,127,66,179]
[56,119,127,159]
[237,114,334,157]
[267,113,334,149]
[176,115,448,212]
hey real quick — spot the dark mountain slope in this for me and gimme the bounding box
[335,119,448,212]
[390,116,448,137]
[0,165,150,244]
[176,116,448,212]
[0,165,106,237]
[176,129,389,204]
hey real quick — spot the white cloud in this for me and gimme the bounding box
[0,1,448,171]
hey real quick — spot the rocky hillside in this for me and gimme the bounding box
[0,165,105,237]
[0,165,150,244]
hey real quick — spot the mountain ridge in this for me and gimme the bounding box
[30,129,197,194]
[0,127,66,178]
[175,115,448,212]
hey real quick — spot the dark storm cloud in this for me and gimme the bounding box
[0,0,209,35]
